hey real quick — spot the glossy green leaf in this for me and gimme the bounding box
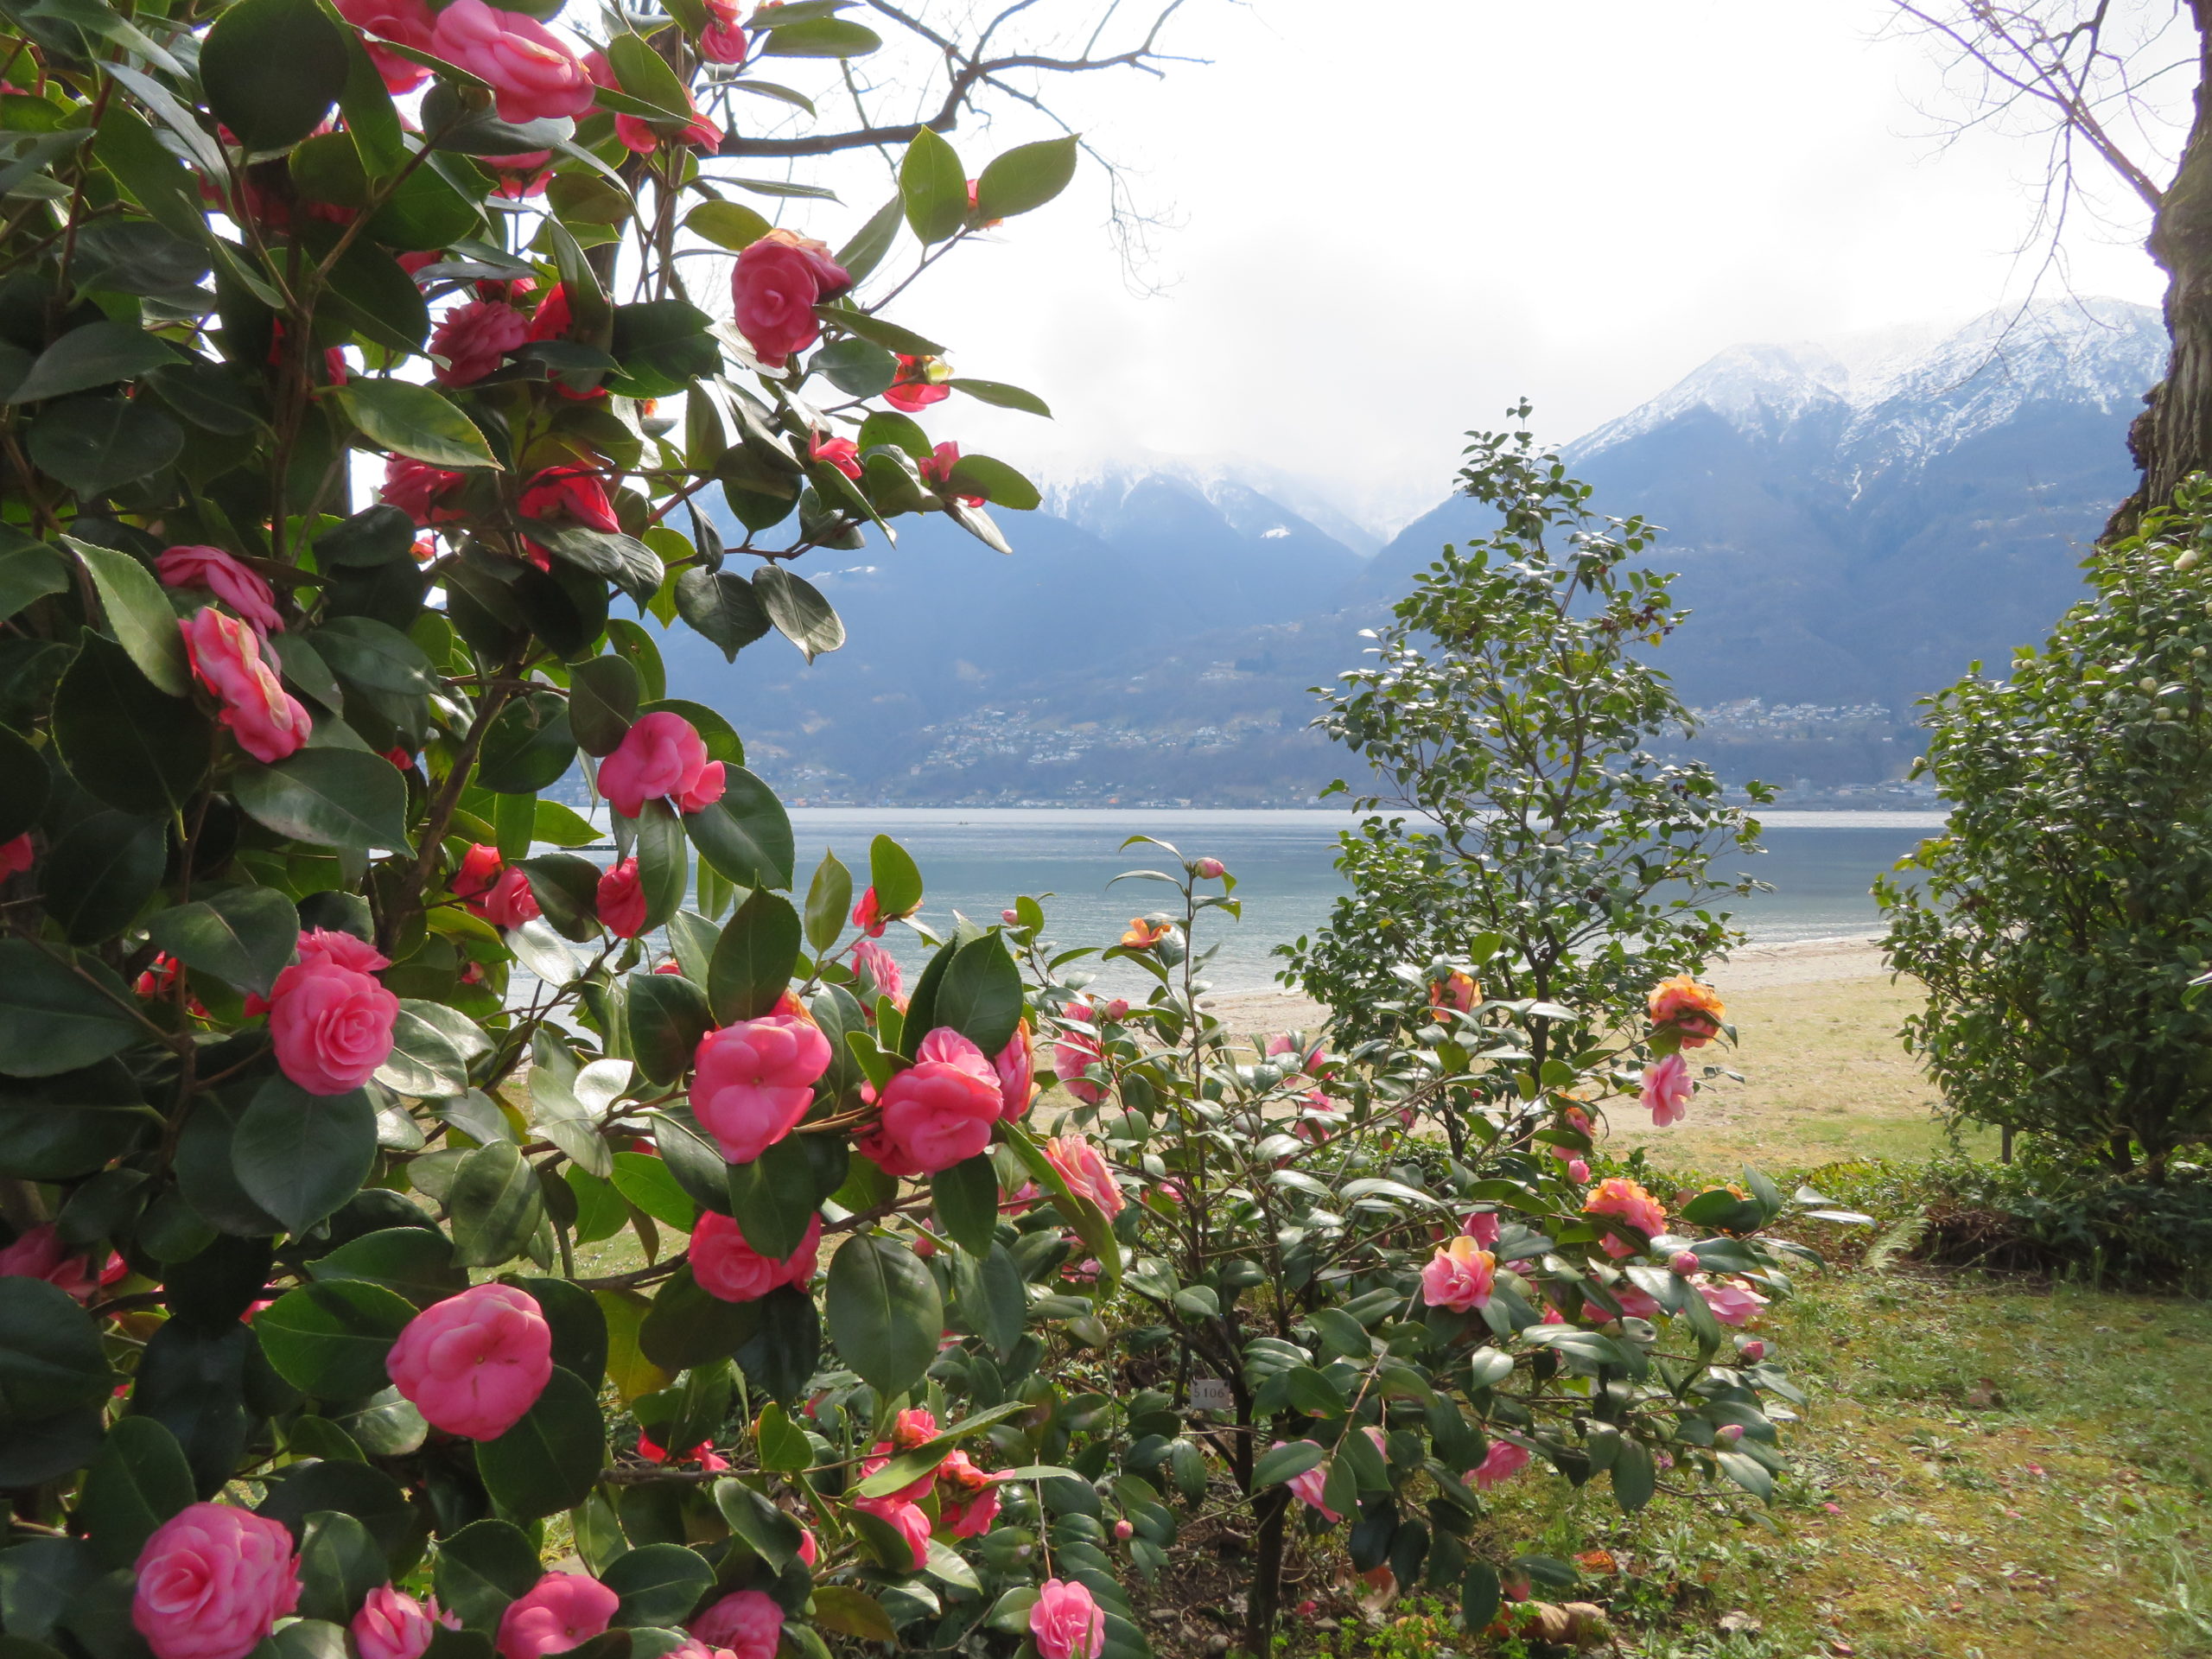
[707,889,803,1023]
[200,0,349,152]
[601,1542,712,1629]
[899,125,966,245]
[337,380,499,470]
[7,322,176,405]
[974,136,1080,222]
[476,691,575,795]
[728,1135,816,1260]
[673,570,771,663]
[946,378,1052,417]
[802,850,852,953]
[79,1417,193,1570]
[624,972,712,1087]
[234,747,410,850]
[54,632,210,810]
[42,810,164,945]
[823,1234,939,1398]
[0,939,143,1078]
[145,886,300,997]
[253,1279,416,1400]
[449,1141,546,1268]
[569,654,639,756]
[432,1519,542,1630]
[29,396,182,496]
[931,1154,998,1256]
[68,538,189,696]
[752,567,844,661]
[475,1364,602,1520]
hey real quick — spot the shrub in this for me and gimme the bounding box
[1878,477,2212,1178]
[1285,409,1770,1064]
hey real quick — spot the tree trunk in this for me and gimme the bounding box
[1243,1485,1291,1658]
[2109,10,2212,537]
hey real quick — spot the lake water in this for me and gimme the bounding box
[785,809,1944,995]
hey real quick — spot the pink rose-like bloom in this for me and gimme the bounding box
[1461,1209,1502,1249]
[852,887,903,936]
[428,297,528,386]
[387,1282,553,1440]
[382,455,467,526]
[495,1573,617,1659]
[0,833,29,877]
[690,1014,832,1162]
[1420,1236,1497,1313]
[637,1428,728,1471]
[890,1407,938,1446]
[352,1586,459,1659]
[158,545,282,635]
[690,1209,821,1303]
[993,1020,1033,1120]
[334,0,436,92]
[1566,1157,1592,1184]
[1466,1440,1532,1491]
[431,0,593,122]
[918,441,986,506]
[1052,1022,1104,1104]
[877,1027,1002,1174]
[1642,1052,1694,1128]
[853,1497,931,1569]
[937,1448,1001,1536]
[885,354,948,412]
[1294,1089,1338,1145]
[852,938,904,1003]
[596,858,647,939]
[1699,1279,1769,1327]
[269,952,398,1096]
[181,607,310,764]
[1602,1283,1662,1322]
[729,231,852,366]
[0,1224,97,1302]
[699,16,746,62]
[689,1590,782,1659]
[453,843,540,929]
[1031,1579,1106,1659]
[296,927,389,976]
[1584,1176,1667,1260]
[518,467,620,535]
[601,712,727,819]
[1043,1133,1123,1217]
[797,1527,817,1567]
[808,430,862,480]
[131,1503,300,1659]
[1279,1441,1340,1523]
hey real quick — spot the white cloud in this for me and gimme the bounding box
[801,0,2173,538]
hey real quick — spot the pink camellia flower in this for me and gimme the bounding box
[698,3,746,64]
[852,938,904,1004]
[1420,1236,1497,1313]
[428,297,528,385]
[0,1224,97,1302]
[1698,1278,1769,1327]
[729,230,852,365]
[157,545,283,635]
[1030,1579,1105,1659]
[852,1496,931,1569]
[889,1407,938,1447]
[876,1027,1002,1173]
[268,948,398,1096]
[637,1428,729,1471]
[1566,1157,1592,1184]
[1294,1089,1338,1145]
[1427,970,1479,1020]
[387,1282,554,1440]
[1052,1022,1104,1104]
[851,887,891,936]
[454,844,541,930]
[1112,1519,1134,1542]
[1465,1440,1532,1491]
[796,1527,817,1567]
[1714,1422,1745,1446]
[1279,1440,1340,1523]
[808,430,862,480]
[300,928,388,975]
[938,1450,1001,1537]
[494,1573,618,1659]
[1647,975,1726,1048]
[430,0,593,122]
[484,149,552,198]
[596,858,647,939]
[690,1014,832,1162]
[1738,1338,1768,1362]
[1192,856,1226,879]
[0,833,29,877]
[130,1503,301,1659]
[688,1589,782,1659]
[1461,1209,1502,1249]
[334,0,436,92]
[1603,1282,1662,1322]
[1670,1249,1703,1276]
[993,1019,1033,1120]
[181,607,310,764]
[352,1586,459,1659]
[690,1210,822,1303]
[1043,1133,1123,1217]
[918,441,986,505]
[1583,1176,1666,1259]
[382,455,467,526]
[601,712,727,819]
[518,467,620,535]
[1641,1052,1694,1128]
[884,354,948,412]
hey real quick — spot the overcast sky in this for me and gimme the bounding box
[797,0,2177,537]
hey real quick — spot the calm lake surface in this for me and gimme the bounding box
[785,809,1943,994]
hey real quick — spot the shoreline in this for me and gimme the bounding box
[1195,932,1897,1035]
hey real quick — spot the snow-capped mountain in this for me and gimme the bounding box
[662,300,2161,804]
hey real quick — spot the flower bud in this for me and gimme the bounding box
[1669,1249,1702,1276]
[1738,1338,1767,1361]
[1715,1423,1744,1444]
[1002,908,1020,925]
[1192,857,1226,879]
[1113,1520,1133,1541]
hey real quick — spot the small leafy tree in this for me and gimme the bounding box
[1012,846,1829,1657]
[1878,477,2212,1178]
[1285,409,1770,1060]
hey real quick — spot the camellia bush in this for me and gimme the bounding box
[1002,845,1859,1656]
[0,1,1205,1658]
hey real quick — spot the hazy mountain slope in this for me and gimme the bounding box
[662,299,2161,804]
